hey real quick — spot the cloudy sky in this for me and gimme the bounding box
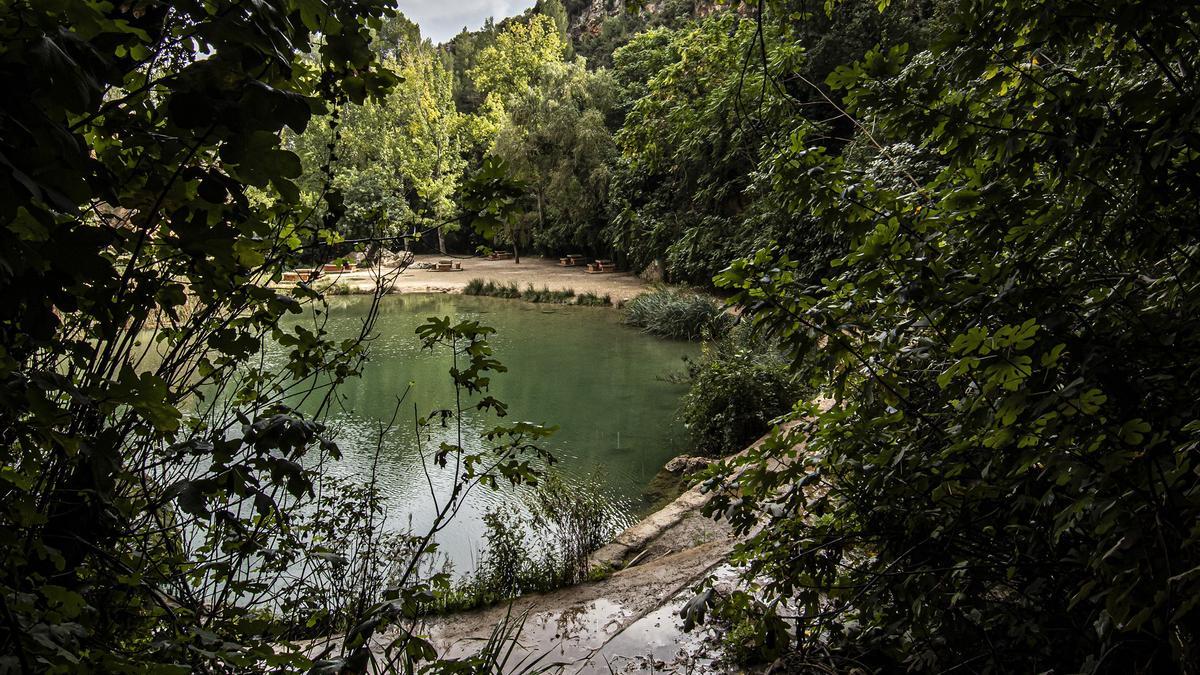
[395,0,537,44]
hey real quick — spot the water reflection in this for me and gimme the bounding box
[272,294,696,573]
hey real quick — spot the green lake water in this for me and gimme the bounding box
[271,294,697,573]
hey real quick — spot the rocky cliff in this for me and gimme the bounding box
[566,0,735,40]
[566,0,627,39]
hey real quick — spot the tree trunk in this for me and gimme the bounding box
[437,226,446,255]
[536,190,545,232]
[523,189,547,266]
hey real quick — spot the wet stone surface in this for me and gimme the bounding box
[411,542,734,673]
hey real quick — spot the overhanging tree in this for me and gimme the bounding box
[0,1,548,672]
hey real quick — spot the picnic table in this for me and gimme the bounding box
[586,259,618,274]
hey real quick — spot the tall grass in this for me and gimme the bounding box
[462,279,612,306]
[574,291,611,306]
[436,473,617,613]
[463,279,522,298]
[622,288,733,340]
[521,285,575,303]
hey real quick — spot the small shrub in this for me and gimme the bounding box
[585,562,614,582]
[722,618,777,666]
[711,590,790,666]
[472,507,538,602]
[622,288,733,340]
[679,324,802,456]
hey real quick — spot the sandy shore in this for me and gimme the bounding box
[303,255,652,304]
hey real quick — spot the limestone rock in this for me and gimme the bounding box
[663,455,710,475]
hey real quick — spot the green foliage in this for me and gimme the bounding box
[679,325,803,457]
[443,19,501,113]
[585,562,615,582]
[526,471,615,581]
[0,2,561,670]
[491,59,618,254]
[607,3,932,283]
[574,0,698,70]
[721,618,780,666]
[622,288,733,340]
[323,282,355,295]
[0,0,402,670]
[700,0,1200,671]
[606,15,799,283]
[460,156,528,257]
[469,15,566,105]
[292,14,466,246]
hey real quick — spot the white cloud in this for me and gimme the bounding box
[395,0,537,44]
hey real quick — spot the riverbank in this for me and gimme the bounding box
[299,255,652,304]
[393,429,795,672]
[411,474,736,673]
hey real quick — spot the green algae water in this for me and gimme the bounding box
[270,293,696,573]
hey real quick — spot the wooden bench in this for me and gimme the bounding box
[559,254,587,266]
[488,251,513,260]
[433,260,462,272]
[322,263,348,273]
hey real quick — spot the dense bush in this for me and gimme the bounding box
[622,288,733,340]
[605,3,931,284]
[679,325,803,457]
